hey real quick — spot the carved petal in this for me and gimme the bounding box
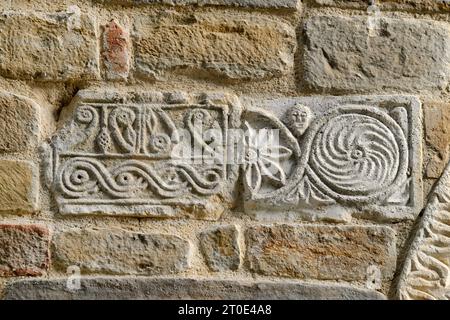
[245,163,262,194]
[260,145,293,161]
[258,158,287,186]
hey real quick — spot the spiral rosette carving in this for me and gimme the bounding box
[308,106,408,203]
[76,105,98,124]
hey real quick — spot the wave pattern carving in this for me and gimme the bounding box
[58,158,221,199]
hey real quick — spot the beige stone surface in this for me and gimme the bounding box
[52,228,192,275]
[314,0,450,11]
[0,8,99,81]
[423,102,450,179]
[0,160,37,213]
[246,224,397,281]
[424,102,450,154]
[0,91,39,153]
[303,15,450,92]
[133,13,296,81]
[95,0,301,9]
[4,277,386,300]
[199,224,241,271]
[0,224,50,277]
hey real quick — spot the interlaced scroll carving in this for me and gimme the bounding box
[47,91,232,219]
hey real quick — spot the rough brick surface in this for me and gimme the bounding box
[246,225,397,281]
[0,224,50,277]
[0,160,37,213]
[0,7,99,81]
[133,13,296,81]
[303,15,450,92]
[0,91,39,153]
[52,228,191,275]
[3,277,386,300]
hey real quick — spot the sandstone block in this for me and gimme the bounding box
[0,91,39,153]
[425,153,449,179]
[0,224,50,277]
[199,225,241,271]
[133,13,295,81]
[313,0,450,12]
[0,7,99,81]
[424,102,450,154]
[4,277,386,300]
[246,224,397,281]
[95,0,300,9]
[303,15,450,92]
[0,160,37,213]
[52,228,191,275]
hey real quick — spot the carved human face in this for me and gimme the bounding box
[286,104,313,136]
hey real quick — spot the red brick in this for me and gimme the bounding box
[0,224,50,277]
[102,20,130,80]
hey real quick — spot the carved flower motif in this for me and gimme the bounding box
[243,121,292,194]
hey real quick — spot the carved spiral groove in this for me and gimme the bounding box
[309,111,408,200]
[57,158,221,199]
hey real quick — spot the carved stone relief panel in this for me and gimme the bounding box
[240,95,423,222]
[46,92,422,223]
[398,160,450,300]
[45,90,238,219]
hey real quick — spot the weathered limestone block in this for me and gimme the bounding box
[94,0,301,9]
[4,277,386,300]
[246,224,397,281]
[52,228,191,275]
[240,95,422,222]
[102,20,130,81]
[0,91,39,153]
[0,160,38,213]
[0,224,50,277]
[45,90,237,219]
[0,7,99,81]
[303,15,450,92]
[199,225,241,271]
[398,160,450,300]
[133,13,295,81]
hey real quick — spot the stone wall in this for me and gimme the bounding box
[1,0,450,300]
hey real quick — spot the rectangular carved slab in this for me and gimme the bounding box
[47,91,422,222]
[240,95,423,222]
[46,90,235,219]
